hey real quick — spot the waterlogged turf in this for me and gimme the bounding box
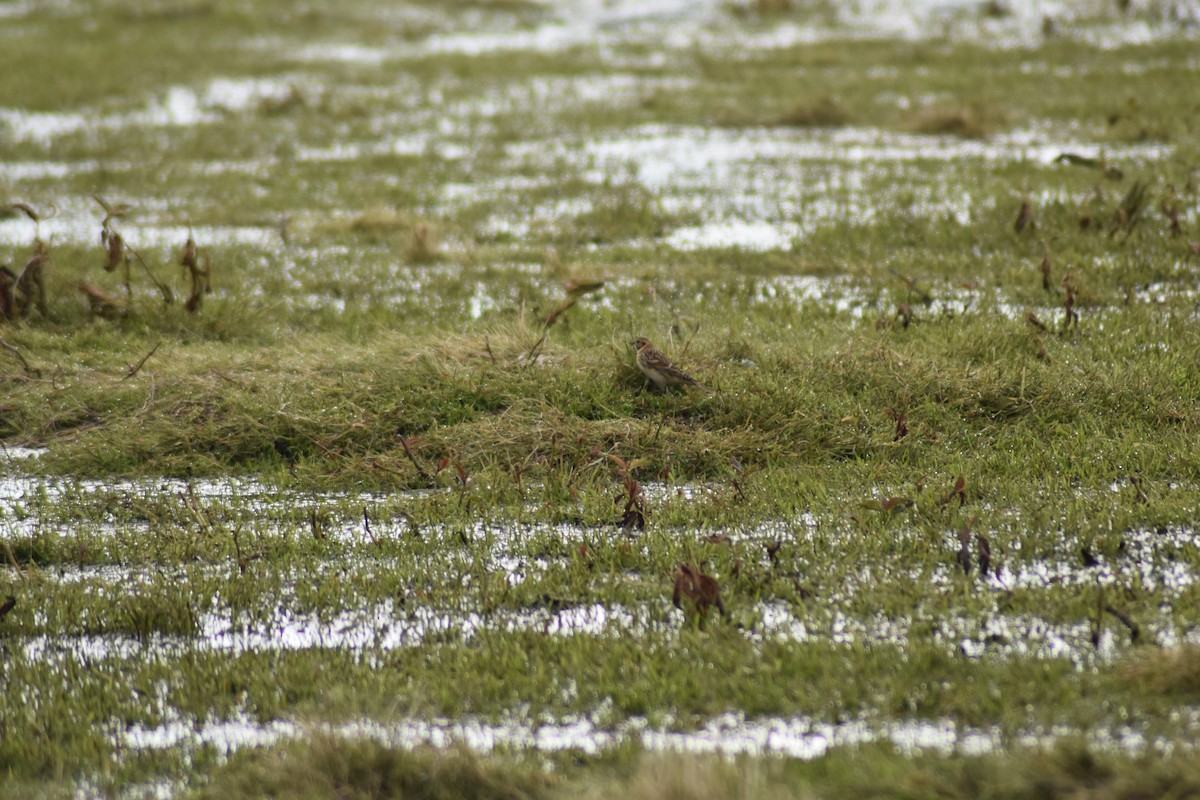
[2,0,1200,796]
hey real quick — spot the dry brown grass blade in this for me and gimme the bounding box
[884,407,909,441]
[91,192,130,228]
[396,434,433,483]
[8,202,56,223]
[126,246,174,305]
[1,336,40,378]
[542,297,576,327]
[123,341,162,380]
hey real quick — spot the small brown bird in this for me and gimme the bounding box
[632,337,699,391]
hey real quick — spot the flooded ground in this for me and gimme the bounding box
[2,0,1199,795]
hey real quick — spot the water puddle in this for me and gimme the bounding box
[118,705,1192,765]
[281,0,1196,65]
[0,77,312,146]
[0,202,281,250]
[5,469,1197,672]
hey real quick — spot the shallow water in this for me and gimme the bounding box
[118,703,1196,765]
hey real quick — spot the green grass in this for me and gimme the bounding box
[2,0,1199,796]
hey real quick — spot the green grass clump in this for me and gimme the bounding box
[1,0,1199,795]
[196,738,551,800]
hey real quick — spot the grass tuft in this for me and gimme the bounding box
[195,737,551,800]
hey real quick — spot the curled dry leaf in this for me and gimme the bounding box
[181,234,212,313]
[940,475,966,507]
[881,496,914,512]
[563,277,605,296]
[103,230,125,272]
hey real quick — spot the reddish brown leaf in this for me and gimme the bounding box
[103,230,124,271]
[885,407,909,441]
[941,475,966,507]
[881,496,914,512]
[78,281,127,318]
[673,564,725,619]
[563,277,605,296]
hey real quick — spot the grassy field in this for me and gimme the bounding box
[2,0,1200,796]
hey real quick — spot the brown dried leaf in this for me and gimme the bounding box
[940,475,966,507]
[104,231,124,271]
[673,563,725,618]
[78,281,127,318]
[563,277,605,296]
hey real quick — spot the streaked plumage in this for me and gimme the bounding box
[633,337,699,390]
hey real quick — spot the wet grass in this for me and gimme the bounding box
[2,0,1200,796]
[199,739,1200,800]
